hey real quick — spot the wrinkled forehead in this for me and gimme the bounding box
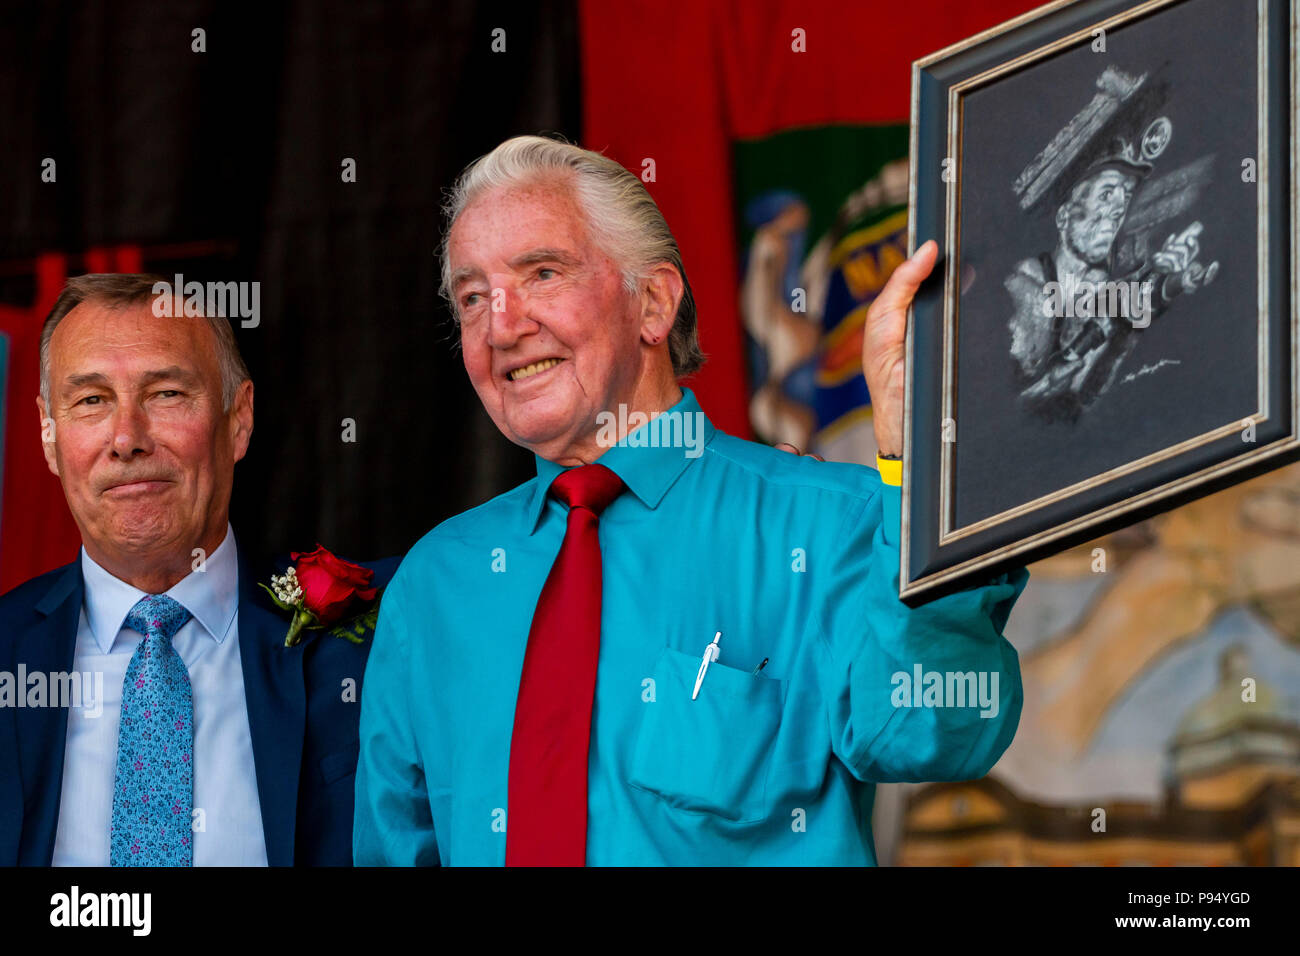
[51,300,220,380]
[447,179,590,270]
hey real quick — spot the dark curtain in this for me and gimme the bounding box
[0,0,580,569]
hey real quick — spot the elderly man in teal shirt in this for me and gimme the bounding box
[354,135,1028,866]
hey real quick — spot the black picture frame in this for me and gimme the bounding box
[902,0,1298,605]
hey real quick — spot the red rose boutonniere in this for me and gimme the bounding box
[260,544,383,647]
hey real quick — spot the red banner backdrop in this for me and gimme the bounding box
[579,0,1040,437]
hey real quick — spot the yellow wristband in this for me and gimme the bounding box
[876,454,902,487]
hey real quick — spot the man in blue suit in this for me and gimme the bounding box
[0,274,394,866]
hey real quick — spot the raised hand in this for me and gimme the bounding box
[861,239,939,457]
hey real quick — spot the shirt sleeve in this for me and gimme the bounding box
[815,473,1030,783]
[353,567,441,865]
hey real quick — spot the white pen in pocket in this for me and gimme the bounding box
[692,631,722,700]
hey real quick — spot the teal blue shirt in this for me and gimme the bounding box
[354,388,1028,865]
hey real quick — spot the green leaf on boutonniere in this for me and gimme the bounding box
[360,597,382,630]
[259,582,297,613]
[327,621,367,644]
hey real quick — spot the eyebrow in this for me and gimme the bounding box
[449,265,484,292]
[449,247,582,292]
[62,366,202,393]
[508,247,581,271]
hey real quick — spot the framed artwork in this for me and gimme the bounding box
[902,0,1298,604]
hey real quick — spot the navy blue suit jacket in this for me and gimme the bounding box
[0,546,399,866]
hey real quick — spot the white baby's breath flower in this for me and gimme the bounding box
[271,566,305,605]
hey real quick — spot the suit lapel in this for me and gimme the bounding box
[15,565,82,865]
[237,558,306,867]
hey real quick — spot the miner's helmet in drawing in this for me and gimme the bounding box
[1080,127,1161,182]
[1013,65,1172,213]
[1047,114,1172,215]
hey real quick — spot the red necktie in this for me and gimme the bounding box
[506,463,625,866]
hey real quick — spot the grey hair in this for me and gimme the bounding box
[438,134,705,378]
[39,273,251,412]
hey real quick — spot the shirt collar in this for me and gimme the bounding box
[526,386,716,534]
[80,524,240,654]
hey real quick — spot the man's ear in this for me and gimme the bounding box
[36,396,59,477]
[1055,203,1070,235]
[229,379,254,463]
[639,262,684,347]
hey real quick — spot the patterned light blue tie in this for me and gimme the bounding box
[110,594,194,866]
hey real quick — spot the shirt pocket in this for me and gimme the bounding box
[627,646,785,824]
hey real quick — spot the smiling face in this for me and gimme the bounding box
[448,178,669,463]
[38,301,252,578]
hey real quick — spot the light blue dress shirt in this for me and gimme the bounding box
[52,526,268,866]
[355,388,1028,865]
